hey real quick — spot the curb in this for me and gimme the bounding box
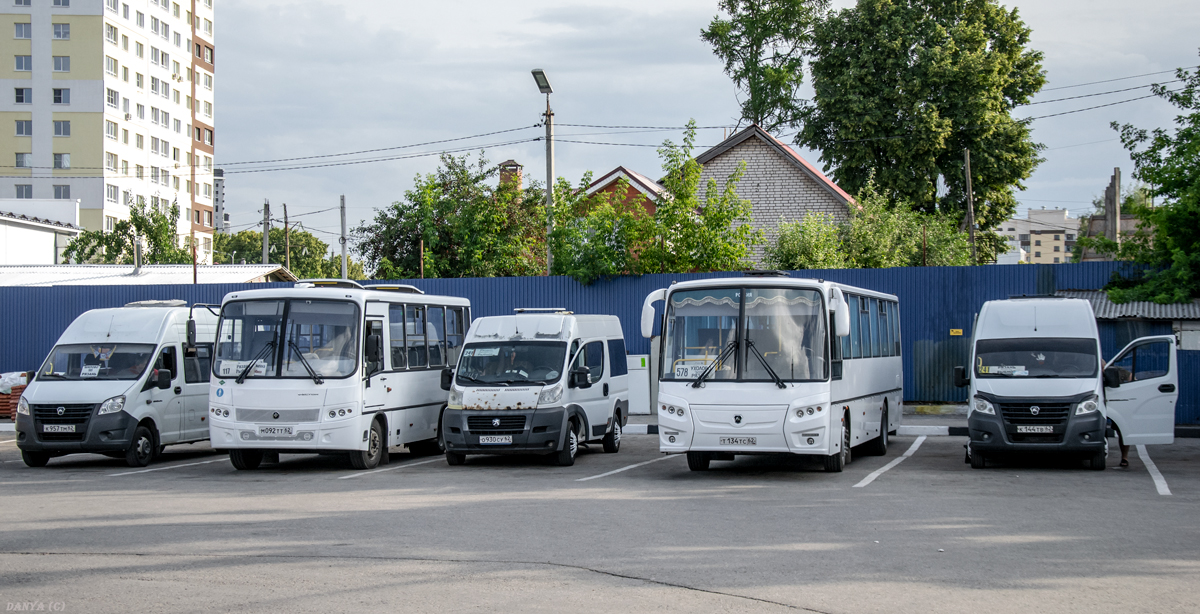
[0,423,14,433]
[624,424,658,435]
[897,425,968,437]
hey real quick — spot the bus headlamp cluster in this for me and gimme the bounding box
[972,397,996,415]
[1075,395,1100,415]
[327,408,354,419]
[209,407,230,418]
[795,406,822,417]
[661,404,685,416]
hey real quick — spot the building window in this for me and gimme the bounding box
[15,88,31,104]
[1053,257,1061,263]
[106,24,117,43]
[105,216,116,232]
[53,56,70,72]
[14,0,30,6]
[136,103,144,119]
[15,153,32,168]
[1066,233,1076,241]
[135,164,143,179]
[107,0,118,10]
[204,129,213,146]
[123,4,129,18]
[1034,251,1041,258]
[1054,245,1061,252]
[106,88,118,108]
[52,24,70,40]
[135,133,143,149]
[203,183,212,198]
[174,118,181,133]
[53,120,70,136]
[174,32,180,47]
[105,56,118,75]
[122,34,128,50]
[122,98,129,113]
[106,153,117,171]
[53,185,71,199]
[136,11,144,28]
[1053,234,1060,241]
[203,74,212,90]
[136,73,144,88]
[203,19,212,36]
[205,210,212,227]
[14,55,31,71]
[15,185,32,199]
[121,160,128,175]
[53,153,70,169]
[105,121,117,139]
[1034,240,1041,246]
[14,23,31,39]
[53,88,70,104]
[15,120,31,136]
[53,0,70,7]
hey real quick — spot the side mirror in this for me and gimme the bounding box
[365,334,383,363]
[1103,367,1121,389]
[440,367,454,391]
[954,366,969,388]
[186,318,197,348]
[569,367,591,389]
[831,288,851,336]
[157,369,172,390]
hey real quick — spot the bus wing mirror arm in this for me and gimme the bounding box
[641,289,667,338]
[441,367,454,391]
[954,366,969,388]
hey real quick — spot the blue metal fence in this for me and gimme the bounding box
[2,261,1195,421]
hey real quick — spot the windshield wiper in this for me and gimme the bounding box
[37,373,66,380]
[746,339,787,389]
[288,341,324,385]
[692,342,738,388]
[499,379,541,386]
[236,340,276,384]
[455,374,489,386]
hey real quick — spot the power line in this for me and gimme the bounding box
[1024,79,1182,105]
[222,137,542,174]
[1022,89,1174,120]
[556,139,719,148]
[1042,66,1195,91]
[557,124,735,130]
[1044,138,1120,151]
[219,125,539,166]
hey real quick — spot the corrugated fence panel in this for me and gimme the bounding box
[1177,351,1200,424]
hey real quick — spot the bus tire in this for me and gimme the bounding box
[824,414,850,472]
[349,420,384,470]
[125,425,156,468]
[970,451,986,469]
[445,451,466,465]
[230,449,263,470]
[602,415,621,453]
[554,422,578,467]
[21,450,51,467]
[686,451,710,471]
[863,407,889,456]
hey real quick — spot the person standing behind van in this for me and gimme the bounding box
[1109,418,1131,467]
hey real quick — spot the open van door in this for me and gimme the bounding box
[1105,335,1178,445]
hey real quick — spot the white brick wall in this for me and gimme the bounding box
[698,138,850,265]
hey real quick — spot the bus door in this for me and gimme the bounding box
[363,319,388,432]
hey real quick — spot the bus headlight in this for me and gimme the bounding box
[448,386,464,410]
[17,397,29,415]
[971,397,995,415]
[537,383,563,406]
[1075,395,1099,415]
[97,395,126,415]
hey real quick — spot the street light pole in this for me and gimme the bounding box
[532,69,554,276]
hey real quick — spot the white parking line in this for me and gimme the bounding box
[853,436,927,488]
[337,457,442,479]
[108,459,225,477]
[1136,445,1172,496]
[576,454,679,482]
[0,439,16,445]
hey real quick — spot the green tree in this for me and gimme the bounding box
[797,0,1045,263]
[762,212,846,269]
[354,153,546,278]
[1095,60,1200,303]
[62,198,191,264]
[549,175,658,283]
[214,228,365,280]
[701,0,828,132]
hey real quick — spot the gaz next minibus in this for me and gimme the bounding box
[641,273,902,472]
[207,280,470,470]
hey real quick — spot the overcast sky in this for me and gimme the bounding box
[215,0,1200,254]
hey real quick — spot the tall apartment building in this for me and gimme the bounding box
[997,208,1078,264]
[1,0,217,263]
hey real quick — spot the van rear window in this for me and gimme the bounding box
[974,338,1098,378]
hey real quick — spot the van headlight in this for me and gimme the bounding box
[971,397,995,415]
[538,383,563,406]
[97,395,126,415]
[447,386,464,410]
[1075,395,1100,415]
[17,397,30,415]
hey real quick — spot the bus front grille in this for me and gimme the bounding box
[235,408,321,423]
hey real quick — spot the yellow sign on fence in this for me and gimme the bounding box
[949,329,963,336]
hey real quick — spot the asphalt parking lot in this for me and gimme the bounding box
[1,431,1198,614]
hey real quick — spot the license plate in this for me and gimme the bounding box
[257,425,295,437]
[479,435,512,445]
[1016,425,1055,434]
[42,424,75,433]
[720,437,756,446]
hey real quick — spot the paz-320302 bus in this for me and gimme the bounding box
[641,273,902,472]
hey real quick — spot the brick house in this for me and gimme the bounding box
[695,125,854,264]
[583,166,665,215]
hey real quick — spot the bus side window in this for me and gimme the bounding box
[877,299,890,357]
[407,305,427,368]
[365,320,384,374]
[388,304,406,370]
[889,301,901,355]
[427,306,446,367]
[848,294,862,359]
[445,307,465,366]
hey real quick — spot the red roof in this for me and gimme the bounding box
[695,125,854,204]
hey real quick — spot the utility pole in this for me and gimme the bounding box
[963,149,977,264]
[339,195,348,279]
[191,227,197,284]
[544,96,555,276]
[261,199,270,265]
[923,223,928,267]
[419,238,424,279]
[283,203,291,272]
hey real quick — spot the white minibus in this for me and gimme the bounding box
[16,300,218,467]
[207,280,470,470]
[641,273,902,471]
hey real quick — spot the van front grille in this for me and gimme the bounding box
[468,415,526,435]
[32,404,95,424]
[998,403,1071,426]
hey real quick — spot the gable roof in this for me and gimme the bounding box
[695,125,854,205]
[585,166,665,200]
[1055,290,1200,320]
[0,264,298,287]
[0,209,82,233]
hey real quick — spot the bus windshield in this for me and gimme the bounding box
[456,342,568,386]
[974,337,1098,378]
[37,343,158,381]
[662,287,827,381]
[215,299,360,379]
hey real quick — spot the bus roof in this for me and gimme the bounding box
[664,276,898,302]
[219,286,470,307]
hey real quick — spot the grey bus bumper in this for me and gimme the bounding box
[442,407,567,455]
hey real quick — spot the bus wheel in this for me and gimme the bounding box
[230,449,263,470]
[602,416,621,453]
[686,451,710,471]
[863,407,889,456]
[125,425,156,468]
[350,420,384,470]
[554,422,578,466]
[21,450,51,467]
[824,415,850,472]
[445,451,466,465]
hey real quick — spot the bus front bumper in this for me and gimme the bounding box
[442,407,567,455]
[208,417,364,452]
